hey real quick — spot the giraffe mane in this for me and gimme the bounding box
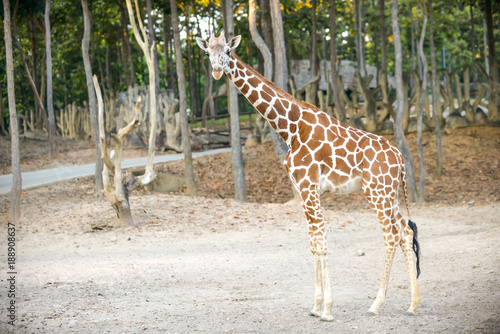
[232,54,322,114]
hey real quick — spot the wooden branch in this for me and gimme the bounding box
[117,95,142,139]
[93,75,115,174]
[125,0,146,53]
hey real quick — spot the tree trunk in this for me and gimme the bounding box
[269,0,289,161]
[125,0,158,185]
[3,0,22,222]
[329,0,346,121]
[11,1,47,135]
[482,18,489,76]
[484,0,496,79]
[310,0,318,77]
[162,12,170,88]
[94,75,138,227]
[82,0,104,193]
[170,0,197,196]
[222,0,247,202]
[483,0,499,121]
[378,0,387,75]
[105,46,113,92]
[29,17,38,127]
[119,3,136,87]
[249,0,272,142]
[260,0,274,71]
[391,0,418,202]
[416,0,428,202]
[469,4,478,82]
[0,87,6,136]
[146,0,160,93]
[354,0,366,77]
[45,0,56,157]
[39,41,48,131]
[184,7,197,118]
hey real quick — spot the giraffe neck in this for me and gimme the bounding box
[225,54,300,145]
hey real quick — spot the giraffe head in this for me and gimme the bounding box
[196,29,241,80]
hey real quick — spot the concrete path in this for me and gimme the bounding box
[0,147,231,196]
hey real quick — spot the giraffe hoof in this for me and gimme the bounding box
[365,311,377,316]
[404,311,417,316]
[308,311,321,317]
[319,314,334,322]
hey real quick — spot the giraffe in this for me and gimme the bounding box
[196,30,421,322]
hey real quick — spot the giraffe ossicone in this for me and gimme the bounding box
[196,32,421,321]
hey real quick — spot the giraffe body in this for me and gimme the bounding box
[197,31,421,322]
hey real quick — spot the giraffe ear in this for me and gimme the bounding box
[196,37,209,51]
[228,35,241,50]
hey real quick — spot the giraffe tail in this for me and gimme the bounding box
[408,220,421,278]
[401,163,421,278]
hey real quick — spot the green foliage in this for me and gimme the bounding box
[0,0,499,125]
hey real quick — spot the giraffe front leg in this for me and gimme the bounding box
[318,251,334,321]
[298,182,334,321]
[308,252,323,318]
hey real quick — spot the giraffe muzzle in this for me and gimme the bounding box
[212,68,223,80]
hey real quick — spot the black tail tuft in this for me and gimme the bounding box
[408,219,421,278]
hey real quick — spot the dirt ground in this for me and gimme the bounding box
[0,126,499,333]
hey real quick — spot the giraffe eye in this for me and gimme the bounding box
[227,49,231,55]
[205,51,209,57]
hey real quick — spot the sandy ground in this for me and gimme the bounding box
[0,181,499,333]
[0,126,499,333]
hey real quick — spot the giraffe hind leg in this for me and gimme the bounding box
[401,220,421,315]
[364,195,400,316]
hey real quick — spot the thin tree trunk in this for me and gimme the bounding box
[162,12,170,88]
[428,0,442,178]
[0,87,6,135]
[39,42,48,130]
[354,0,366,77]
[184,6,197,117]
[310,0,318,77]
[416,0,428,202]
[484,0,496,79]
[260,0,274,72]
[105,46,113,92]
[119,3,136,87]
[329,0,346,121]
[146,0,160,93]
[82,0,104,193]
[3,0,22,222]
[378,0,387,75]
[249,0,273,141]
[119,3,131,87]
[470,4,477,82]
[269,0,289,161]
[11,1,47,135]
[483,18,489,75]
[223,0,247,202]
[30,17,38,127]
[170,0,197,196]
[45,0,56,157]
[125,0,158,184]
[391,0,418,202]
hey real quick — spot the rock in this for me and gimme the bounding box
[475,109,487,125]
[146,173,185,193]
[125,131,146,148]
[356,249,365,257]
[446,115,469,129]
